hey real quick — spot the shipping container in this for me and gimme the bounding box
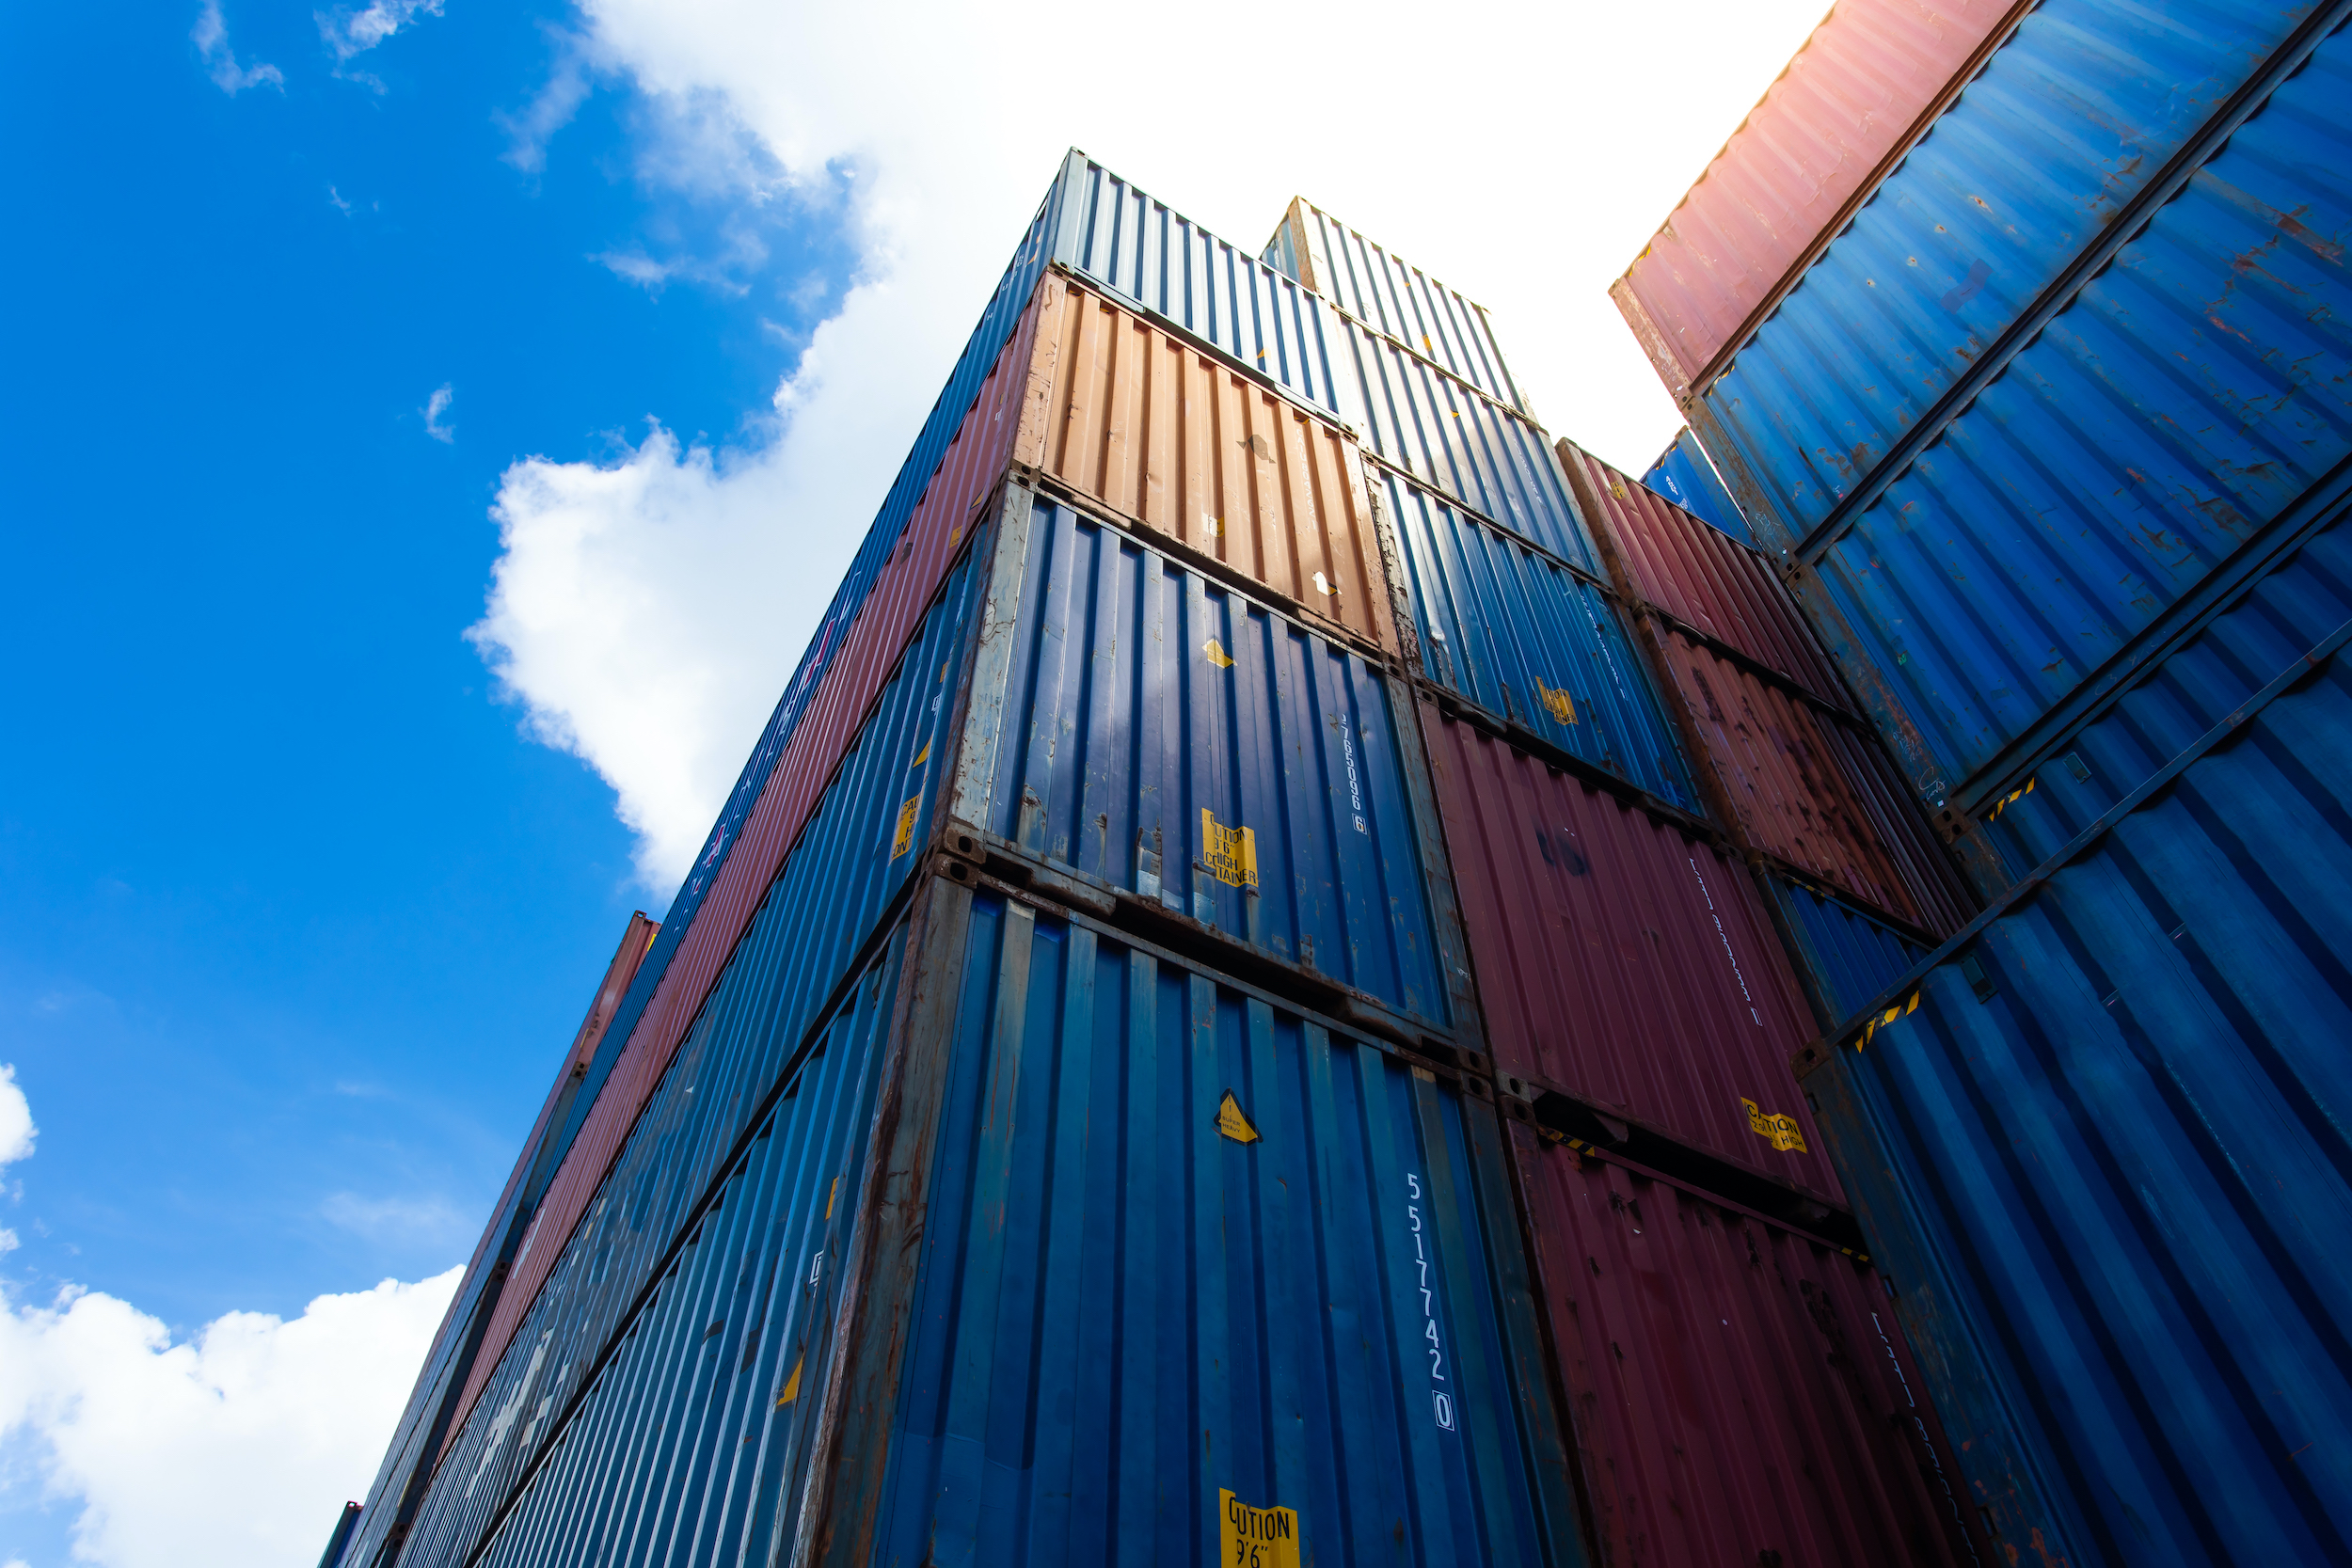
[1639,427,1749,545]
[1010,272,1392,651]
[1053,152,1348,421]
[1419,702,1843,1206]
[1646,626,1971,937]
[1507,1123,1990,1568]
[1563,437,1849,715]
[1615,0,2026,397]
[1761,873,1932,1032]
[1262,196,1531,418]
[316,1501,360,1568]
[1648,3,2352,820]
[1339,315,1597,571]
[1377,465,1699,814]
[1793,594,2352,1565]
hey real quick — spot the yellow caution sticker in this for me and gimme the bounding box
[775,1355,803,1407]
[1203,638,1235,669]
[1215,1090,1261,1145]
[891,796,920,859]
[1857,990,1922,1051]
[1200,809,1259,888]
[1535,678,1577,725]
[910,739,930,768]
[1743,1098,1809,1153]
[1218,1490,1299,1568]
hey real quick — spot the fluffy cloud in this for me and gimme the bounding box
[0,1269,461,1568]
[471,0,1830,893]
[190,0,283,94]
[422,383,455,444]
[317,0,444,65]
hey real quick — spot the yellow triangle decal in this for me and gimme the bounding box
[910,739,930,768]
[775,1355,803,1407]
[1203,638,1234,669]
[1215,1091,1260,1145]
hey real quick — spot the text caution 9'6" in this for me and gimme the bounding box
[1218,1490,1300,1568]
[1406,1173,1457,1433]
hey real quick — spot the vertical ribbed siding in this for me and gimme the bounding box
[1640,426,1751,545]
[1379,467,1699,814]
[1762,874,1931,1029]
[1510,1130,1988,1568]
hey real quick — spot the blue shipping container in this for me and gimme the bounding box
[1761,873,1931,1032]
[1377,467,1701,815]
[1793,585,2352,1564]
[1694,2,2352,810]
[1639,427,1749,546]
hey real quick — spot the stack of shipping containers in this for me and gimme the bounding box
[1618,0,2352,1560]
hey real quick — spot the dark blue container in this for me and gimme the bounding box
[1376,467,1699,815]
[1761,873,1931,1031]
[1639,428,1748,545]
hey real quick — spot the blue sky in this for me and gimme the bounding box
[0,3,1827,1562]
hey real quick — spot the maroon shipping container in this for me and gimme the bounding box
[1560,438,1851,717]
[1420,701,1841,1203]
[1507,1125,1991,1568]
[1647,628,1971,939]
[1612,0,2025,398]
[442,280,1053,1450]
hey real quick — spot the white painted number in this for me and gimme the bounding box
[1405,1173,1456,1432]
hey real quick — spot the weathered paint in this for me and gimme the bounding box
[1683,2,2352,805]
[1795,605,2352,1565]
[1648,626,1972,937]
[1509,1126,1990,1568]
[1339,316,1596,571]
[1763,873,1931,1031]
[1564,436,1849,716]
[961,491,1453,1030]
[850,886,1583,1566]
[1053,152,1345,420]
[1378,465,1700,814]
[1615,0,2025,394]
[1011,273,1392,652]
[1640,426,1750,545]
[1419,702,1842,1203]
[1262,196,1530,418]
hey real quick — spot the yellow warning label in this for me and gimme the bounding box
[1858,990,1921,1051]
[1535,679,1577,725]
[910,739,930,768]
[1743,1099,1809,1153]
[1218,1490,1298,1568]
[1215,1091,1260,1144]
[1200,809,1258,888]
[775,1355,803,1407]
[1204,638,1235,669]
[891,796,920,859]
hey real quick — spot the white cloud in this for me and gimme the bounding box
[422,383,455,444]
[321,1192,467,1246]
[190,0,283,94]
[0,1270,461,1568]
[472,0,1830,894]
[497,27,596,175]
[316,0,443,64]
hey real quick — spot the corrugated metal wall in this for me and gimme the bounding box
[962,492,1452,1030]
[1379,466,1699,814]
[1509,1127,1989,1568]
[1419,703,1841,1205]
[1796,597,2352,1565]
[1639,428,1750,545]
[1012,273,1392,652]
[1762,875,1931,1031]
[857,888,1582,1566]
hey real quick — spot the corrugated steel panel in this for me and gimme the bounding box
[1054,151,1347,420]
[1640,427,1750,545]
[854,886,1582,1565]
[1794,607,2352,1566]
[1262,196,1530,419]
[1564,438,1849,715]
[442,514,999,1458]
[1615,0,2024,394]
[959,491,1454,1030]
[1763,874,1931,1030]
[1419,702,1842,1203]
[1699,0,2328,544]
[1649,627,1972,936]
[1509,1126,1989,1568]
[1011,273,1393,652]
[1379,466,1700,814]
[1973,501,2352,880]
[1338,314,1597,571]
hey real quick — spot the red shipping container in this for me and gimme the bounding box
[1560,438,1851,716]
[1421,702,1841,1202]
[1507,1126,1992,1568]
[1613,0,2025,397]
